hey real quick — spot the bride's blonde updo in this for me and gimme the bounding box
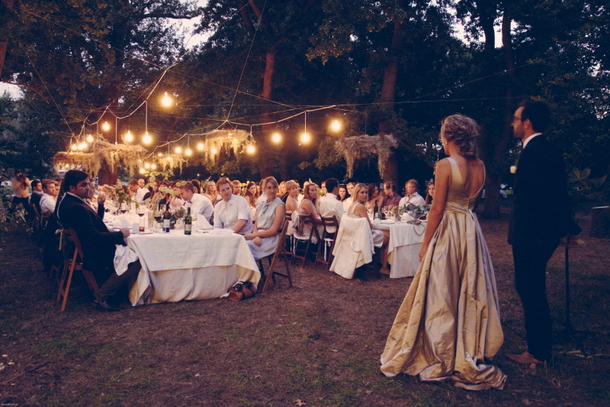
[440,114,479,159]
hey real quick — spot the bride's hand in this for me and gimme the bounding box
[418,244,428,261]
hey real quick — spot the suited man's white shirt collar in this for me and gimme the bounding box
[521,133,542,149]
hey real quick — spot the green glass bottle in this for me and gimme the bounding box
[184,207,192,235]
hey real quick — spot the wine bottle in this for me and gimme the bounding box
[184,207,192,235]
[163,203,171,233]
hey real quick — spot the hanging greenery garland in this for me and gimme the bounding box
[53,138,147,176]
[197,129,254,163]
[335,134,398,179]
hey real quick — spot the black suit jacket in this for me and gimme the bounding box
[508,135,581,246]
[56,193,125,272]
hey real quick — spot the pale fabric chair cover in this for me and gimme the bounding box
[329,214,374,279]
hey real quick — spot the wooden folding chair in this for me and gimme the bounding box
[315,216,339,269]
[291,213,320,268]
[257,220,292,293]
[56,228,99,311]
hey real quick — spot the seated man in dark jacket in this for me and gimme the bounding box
[56,170,141,311]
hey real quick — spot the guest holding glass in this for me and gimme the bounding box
[213,177,253,235]
[245,177,286,259]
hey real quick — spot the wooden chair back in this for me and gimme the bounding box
[316,216,339,269]
[56,228,99,311]
[291,213,320,267]
[260,220,293,294]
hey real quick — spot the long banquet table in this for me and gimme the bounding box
[127,229,260,305]
[373,219,425,278]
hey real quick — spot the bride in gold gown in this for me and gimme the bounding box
[380,114,506,390]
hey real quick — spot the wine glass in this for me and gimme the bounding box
[119,202,128,215]
[153,206,164,232]
[137,205,146,232]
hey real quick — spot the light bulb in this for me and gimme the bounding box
[300,132,312,144]
[70,144,77,151]
[271,132,282,144]
[144,162,151,169]
[211,147,218,154]
[329,119,342,133]
[86,134,94,143]
[151,164,157,170]
[158,152,163,157]
[196,142,204,151]
[139,168,146,174]
[185,148,193,157]
[124,130,134,142]
[246,144,256,154]
[175,146,182,154]
[101,121,111,132]
[142,131,152,145]
[161,92,173,107]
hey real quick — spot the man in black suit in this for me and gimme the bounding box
[56,170,141,311]
[506,100,581,364]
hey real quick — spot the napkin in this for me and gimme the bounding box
[113,245,139,276]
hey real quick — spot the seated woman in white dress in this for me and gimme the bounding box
[297,183,323,242]
[348,183,388,248]
[244,176,286,260]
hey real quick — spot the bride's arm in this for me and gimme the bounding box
[419,158,451,260]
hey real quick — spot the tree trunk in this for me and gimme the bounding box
[0,0,15,78]
[482,7,515,219]
[259,49,276,178]
[379,9,405,182]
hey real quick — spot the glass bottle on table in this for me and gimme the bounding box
[163,203,171,233]
[184,207,192,235]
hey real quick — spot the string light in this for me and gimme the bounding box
[185,148,193,157]
[158,152,163,157]
[196,142,204,151]
[211,147,218,155]
[144,162,151,169]
[139,168,146,174]
[161,91,173,107]
[151,163,157,170]
[86,134,94,143]
[101,121,111,132]
[329,119,342,133]
[175,146,182,154]
[246,144,256,154]
[124,130,134,142]
[300,132,311,144]
[300,111,311,144]
[142,131,152,145]
[70,143,77,151]
[271,132,282,144]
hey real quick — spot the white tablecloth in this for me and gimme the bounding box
[127,230,260,305]
[373,220,425,278]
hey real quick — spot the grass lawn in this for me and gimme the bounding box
[1,205,609,406]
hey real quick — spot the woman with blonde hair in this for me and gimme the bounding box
[348,183,388,248]
[245,177,286,259]
[380,114,506,390]
[285,180,300,214]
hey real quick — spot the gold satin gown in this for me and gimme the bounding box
[380,157,506,390]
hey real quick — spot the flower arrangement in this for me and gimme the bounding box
[103,183,132,205]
